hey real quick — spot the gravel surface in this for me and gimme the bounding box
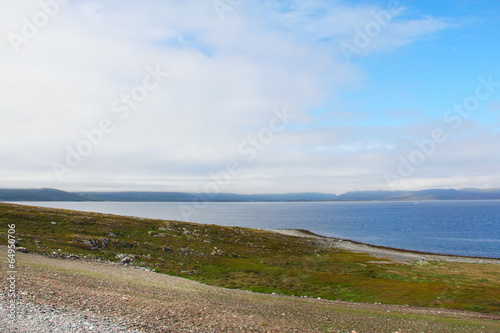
[0,295,139,333]
[267,229,500,264]
[2,249,499,332]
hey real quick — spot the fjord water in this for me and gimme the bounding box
[16,200,500,258]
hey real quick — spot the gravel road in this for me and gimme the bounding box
[1,249,499,332]
[0,295,139,333]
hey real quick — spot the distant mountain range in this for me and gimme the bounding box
[1,188,500,202]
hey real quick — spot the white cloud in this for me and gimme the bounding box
[1,0,480,193]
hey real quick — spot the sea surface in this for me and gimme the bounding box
[12,200,500,258]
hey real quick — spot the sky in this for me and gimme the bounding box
[1,0,499,194]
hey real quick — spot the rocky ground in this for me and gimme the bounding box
[0,297,139,333]
[1,249,499,333]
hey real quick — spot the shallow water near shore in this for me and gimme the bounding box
[12,200,500,258]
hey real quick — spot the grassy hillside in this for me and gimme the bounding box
[1,202,499,314]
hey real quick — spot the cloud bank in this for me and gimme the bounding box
[1,0,498,193]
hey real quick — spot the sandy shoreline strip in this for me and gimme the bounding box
[266,229,500,264]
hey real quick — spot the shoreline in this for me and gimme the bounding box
[266,228,500,264]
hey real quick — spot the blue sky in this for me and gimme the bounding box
[0,0,499,194]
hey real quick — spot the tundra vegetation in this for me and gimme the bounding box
[1,203,499,315]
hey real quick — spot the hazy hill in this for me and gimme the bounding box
[337,189,500,201]
[1,188,500,202]
[0,188,90,201]
[81,191,196,202]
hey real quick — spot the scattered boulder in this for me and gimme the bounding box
[121,257,131,264]
[71,236,110,250]
[16,247,28,253]
[100,238,110,248]
[211,247,225,256]
[116,253,137,264]
[65,254,80,259]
